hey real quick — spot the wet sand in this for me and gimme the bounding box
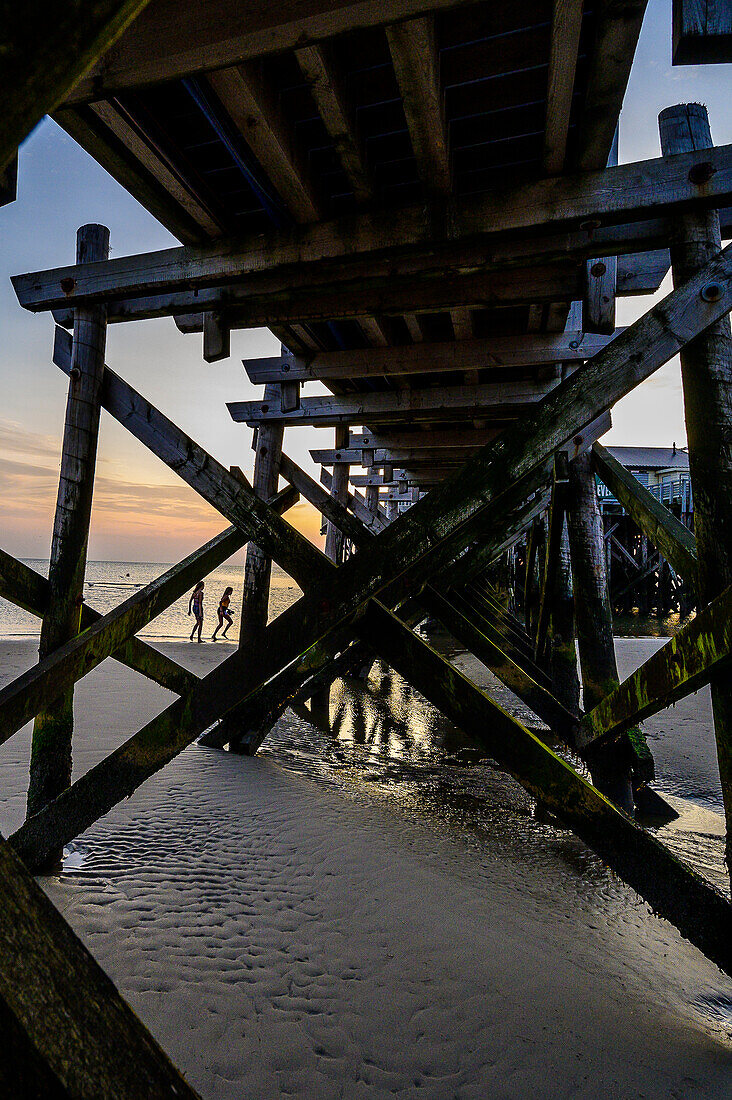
[1,637,732,1098]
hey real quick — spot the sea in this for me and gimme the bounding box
[1,558,302,641]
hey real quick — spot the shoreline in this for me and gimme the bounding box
[1,637,731,1096]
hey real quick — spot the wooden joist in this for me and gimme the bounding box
[581,583,732,746]
[576,0,649,171]
[1,0,152,172]
[242,332,624,385]
[228,379,559,427]
[0,835,201,1098]
[0,548,196,698]
[386,15,451,195]
[296,44,373,204]
[319,466,389,532]
[64,0,483,104]
[16,144,732,315]
[543,0,585,175]
[591,444,698,580]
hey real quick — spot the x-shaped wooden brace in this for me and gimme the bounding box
[8,244,732,977]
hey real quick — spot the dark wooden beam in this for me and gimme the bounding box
[543,0,584,175]
[16,144,732,315]
[228,379,558,427]
[1,0,152,172]
[673,0,732,64]
[242,331,624,384]
[591,443,698,580]
[0,835,201,1097]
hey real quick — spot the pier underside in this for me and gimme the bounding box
[3,0,732,1092]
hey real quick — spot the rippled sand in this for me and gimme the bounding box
[1,637,732,1098]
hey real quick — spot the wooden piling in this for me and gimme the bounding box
[27,224,109,830]
[660,102,732,859]
[325,426,350,562]
[239,383,284,646]
[566,451,634,810]
[549,518,581,716]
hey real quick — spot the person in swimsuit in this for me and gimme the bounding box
[188,580,205,642]
[212,586,234,640]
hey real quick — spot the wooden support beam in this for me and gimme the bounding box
[357,601,732,979]
[319,466,389,532]
[0,526,249,753]
[52,328,322,595]
[581,582,732,745]
[534,457,569,663]
[584,255,618,335]
[295,44,373,204]
[203,310,230,362]
[0,547,196,698]
[1,0,152,172]
[591,444,698,580]
[242,331,624,384]
[543,0,585,175]
[0,834,201,1097]
[386,15,450,195]
[549,517,581,715]
[576,1,649,171]
[65,0,482,103]
[660,103,732,862]
[567,452,644,808]
[325,428,350,563]
[229,379,558,427]
[206,64,320,223]
[673,0,732,64]
[17,144,732,315]
[312,448,491,467]
[279,454,372,542]
[26,246,732,873]
[28,226,109,831]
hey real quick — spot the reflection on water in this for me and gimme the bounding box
[613,610,696,638]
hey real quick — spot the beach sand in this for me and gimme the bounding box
[2,637,732,1098]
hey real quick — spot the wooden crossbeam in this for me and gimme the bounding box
[0,488,297,749]
[591,444,698,581]
[1,0,152,172]
[0,548,195,698]
[279,455,375,542]
[228,380,557,427]
[16,145,732,316]
[318,466,389,531]
[312,448,485,467]
[242,332,624,384]
[0,834,201,1097]
[22,246,732,872]
[580,583,732,746]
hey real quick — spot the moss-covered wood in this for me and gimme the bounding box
[591,443,698,581]
[582,582,732,744]
[0,834,200,1098]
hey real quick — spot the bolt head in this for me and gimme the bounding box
[701,282,724,303]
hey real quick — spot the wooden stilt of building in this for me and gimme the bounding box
[566,452,633,811]
[27,225,109,841]
[549,519,581,716]
[659,102,732,859]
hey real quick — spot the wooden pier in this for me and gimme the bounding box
[3,0,732,1091]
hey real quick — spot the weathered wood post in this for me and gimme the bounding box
[26,224,109,832]
[549,519,580,715]
[365,483,380,516]
[239,383,284,646]
[566,452,633,811]
[659,102,732,858]
[325,427,350,563]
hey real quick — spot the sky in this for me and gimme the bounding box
[1,0,731,563]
